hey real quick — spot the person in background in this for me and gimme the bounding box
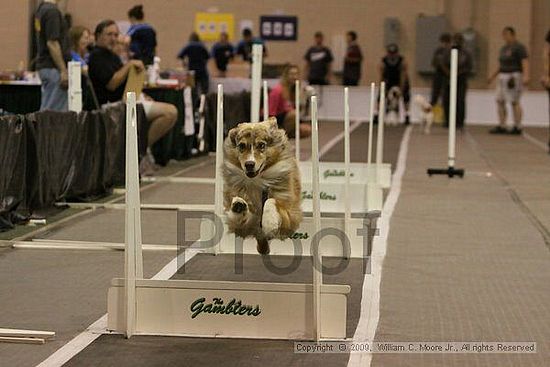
[431,33,452,107]
[88,20,177,175]
[34,0,70,111]
[543,30,550,152]
[268,64,312,138]
[126,4,157,65]
[304,32,334,85]
[487,26,529,135]
[177,32,210,95]
[236,28,267,63]
[212,32,234,77]
[342,31,363,86]
[68,26,91,70]
[379,43,411,124]
[69,25,96,109]
[441,33,473,130]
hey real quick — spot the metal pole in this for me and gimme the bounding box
[448,49,458,168]
[367,82,375,165]
[250,44,263,122]
[263,80,268,121]
[295,80,300,161]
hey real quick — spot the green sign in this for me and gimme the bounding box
[323,169,355,179]
[290,232,309,239]
[301,191,337,201]
[190,297,261,319]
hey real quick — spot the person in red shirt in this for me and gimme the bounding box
[268,64,311,138]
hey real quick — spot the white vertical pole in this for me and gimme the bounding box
[125,92,142,338]
[448,49,458,169]
[197,94,206,152]
[213,84,224,254]
[295,80,300,162]
[376,82,386,183]
[263,80,269,121]
[343,88,351,245]
[250,44,263,122]
[311,96,322,341]
[367,82,375,165]
[68,61,82,113]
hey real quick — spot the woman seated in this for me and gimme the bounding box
[69,26,92,74]
[268,64,311,138]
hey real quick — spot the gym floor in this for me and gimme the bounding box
[1,122,549,367]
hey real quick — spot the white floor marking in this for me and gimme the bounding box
[35,249,200,367]
[318,120,364,159]
[522,131,548,152]
[347,126,412,367]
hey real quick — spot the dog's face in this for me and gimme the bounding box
[226,117,287,178]
[388,86,401,100]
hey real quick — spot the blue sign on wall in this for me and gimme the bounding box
[260,16,298,41]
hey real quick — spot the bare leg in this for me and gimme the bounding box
[283,110,311,138]
[144,101,177,146]
[512,101,522,128]
[497,100,507,127]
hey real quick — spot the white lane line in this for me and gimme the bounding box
[318,120,364,158]
[347,125,412,367]
[522,131,548,152]
[35,249,200,367]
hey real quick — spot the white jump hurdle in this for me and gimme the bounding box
[296,82,392,189]
[300,86,384,213]
[108,88,352,341]
[200,87,380,259]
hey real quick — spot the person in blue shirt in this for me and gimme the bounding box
[211,32,234,77]
[177,32,210,94]
[236,28,267,63]
[69,25,98,109]
[69,26,91,69]
[126,5,157,65]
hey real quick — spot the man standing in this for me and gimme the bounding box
[379,44,410,124]
[212,32,234,77]
[177,33,210,95]
[304,32,334,85]
[236,28,267,63]
[487,26,529,135]
[342,31,363,86]
[34,0,70,111]
[431,33,452,106]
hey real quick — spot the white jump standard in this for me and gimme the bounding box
[427,48,465,178]
[295,83,392,190]
[107,89,352,341]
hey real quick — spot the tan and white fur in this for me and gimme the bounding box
[413,94,434,134]
[223,117,302,255]
[386,86,401,125]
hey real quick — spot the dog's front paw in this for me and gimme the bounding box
[261,198,280,236]
[231,197,248,214]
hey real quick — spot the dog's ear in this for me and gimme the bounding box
[265,117,278,131]
[228,127,239,146]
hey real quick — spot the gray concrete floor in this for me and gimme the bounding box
[1,122,549,366]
